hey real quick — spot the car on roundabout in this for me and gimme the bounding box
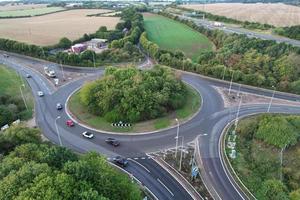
[37,91,44,97]
[56,103,63,110]
[66,119,74,127]
[105,138,120,147]
[82,131,94,139]
[113,156,128,167]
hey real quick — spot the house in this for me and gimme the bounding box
[86,38,107,49]
[71,44,87,54]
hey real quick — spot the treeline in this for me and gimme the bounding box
[233,114,300,200]
[174,6,274,30]
[275,25,300,41]
[0,125,141,200]
[141,11,300,94]
[0,7,144,67]
[79,65,187,122]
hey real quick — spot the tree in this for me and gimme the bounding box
[290,189,300,200]
[255,115,299,148]
[58,37,72,49]
[260,179,289,200]
[79,66,187,122]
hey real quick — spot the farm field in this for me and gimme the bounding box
[143,13,213,61]
[0,7,65,17]
[0,9,120,46]
[181,3,300,27]
[0,3,47,11]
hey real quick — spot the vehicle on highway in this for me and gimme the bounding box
[37,91,44,97]
[105,138,120,147]
[66,119,74,127]
[56,103,63,110]
[26,74,31,78]
[3,54,9,58]
[113,156,128,167]
[82,131,94,139]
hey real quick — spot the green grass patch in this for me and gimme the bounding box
[0,65,33,120]
[68,83,201,133]
[0,7,65,17]
[144,14,214,61]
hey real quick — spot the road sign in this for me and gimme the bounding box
[191,166,199,178]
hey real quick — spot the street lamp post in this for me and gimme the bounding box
[234,95,243,132]
[179,136,184,171]
[60,61,65,81]
[222,65,226,80]
[55,116,62,146]
[175,118,180,158]
[267,86,276,113]
[228,71,235,95]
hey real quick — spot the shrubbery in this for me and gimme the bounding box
[231,114,300,200]
[0,125,142,200]
[79,65,187,122]
[274,25,300,41]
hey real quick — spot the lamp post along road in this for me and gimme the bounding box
[267,86,276,112]
[228,71,234,95]
[179,136,184,171]
[175,118,179,158]
[55,116,62,146]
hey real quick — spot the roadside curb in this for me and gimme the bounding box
[152,156,203,200]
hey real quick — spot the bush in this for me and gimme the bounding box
[79,65,187,122]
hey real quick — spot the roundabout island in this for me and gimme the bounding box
[67,65,201,133]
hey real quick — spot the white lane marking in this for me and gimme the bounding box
[157,178,174,196]
[128,158,150,173]
[134,157,139,160]
[141,157,146,159]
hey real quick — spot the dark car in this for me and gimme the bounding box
[56,103,63,110]
[105,138,120,147]
[113,156,128,167]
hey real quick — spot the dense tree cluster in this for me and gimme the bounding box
[0,125,141,200]
[141,11,300,94]
[275,25,300,41]
[79,65,187,122]
[232,114,300,200]
[0,94,30,127]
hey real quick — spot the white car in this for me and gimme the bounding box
[82,131,94,139]
[37,91,44,97]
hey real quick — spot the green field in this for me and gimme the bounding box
[0,65,33,121]
[0,7,65,17]
[144,14,214,61]
[68,84,201,133]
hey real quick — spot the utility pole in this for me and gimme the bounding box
[267,86,276,113]
[228,70,235,95]
[92,52,96,68]
[237,84,242,97]
[175,118,180,158]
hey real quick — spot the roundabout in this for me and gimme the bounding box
[2,51,300,200]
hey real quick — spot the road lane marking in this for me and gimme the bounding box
[157,178,174,196]
[128,158,150,173]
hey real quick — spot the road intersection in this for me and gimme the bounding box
[2,52,300,200]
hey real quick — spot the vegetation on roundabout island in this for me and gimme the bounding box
[69,65,201,132]
[226,114,300,200]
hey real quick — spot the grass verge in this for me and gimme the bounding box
[0,65,34,121]
[68,84,201,133]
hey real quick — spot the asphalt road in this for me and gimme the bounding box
[178,15,300,47]
[2,52,300,200]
